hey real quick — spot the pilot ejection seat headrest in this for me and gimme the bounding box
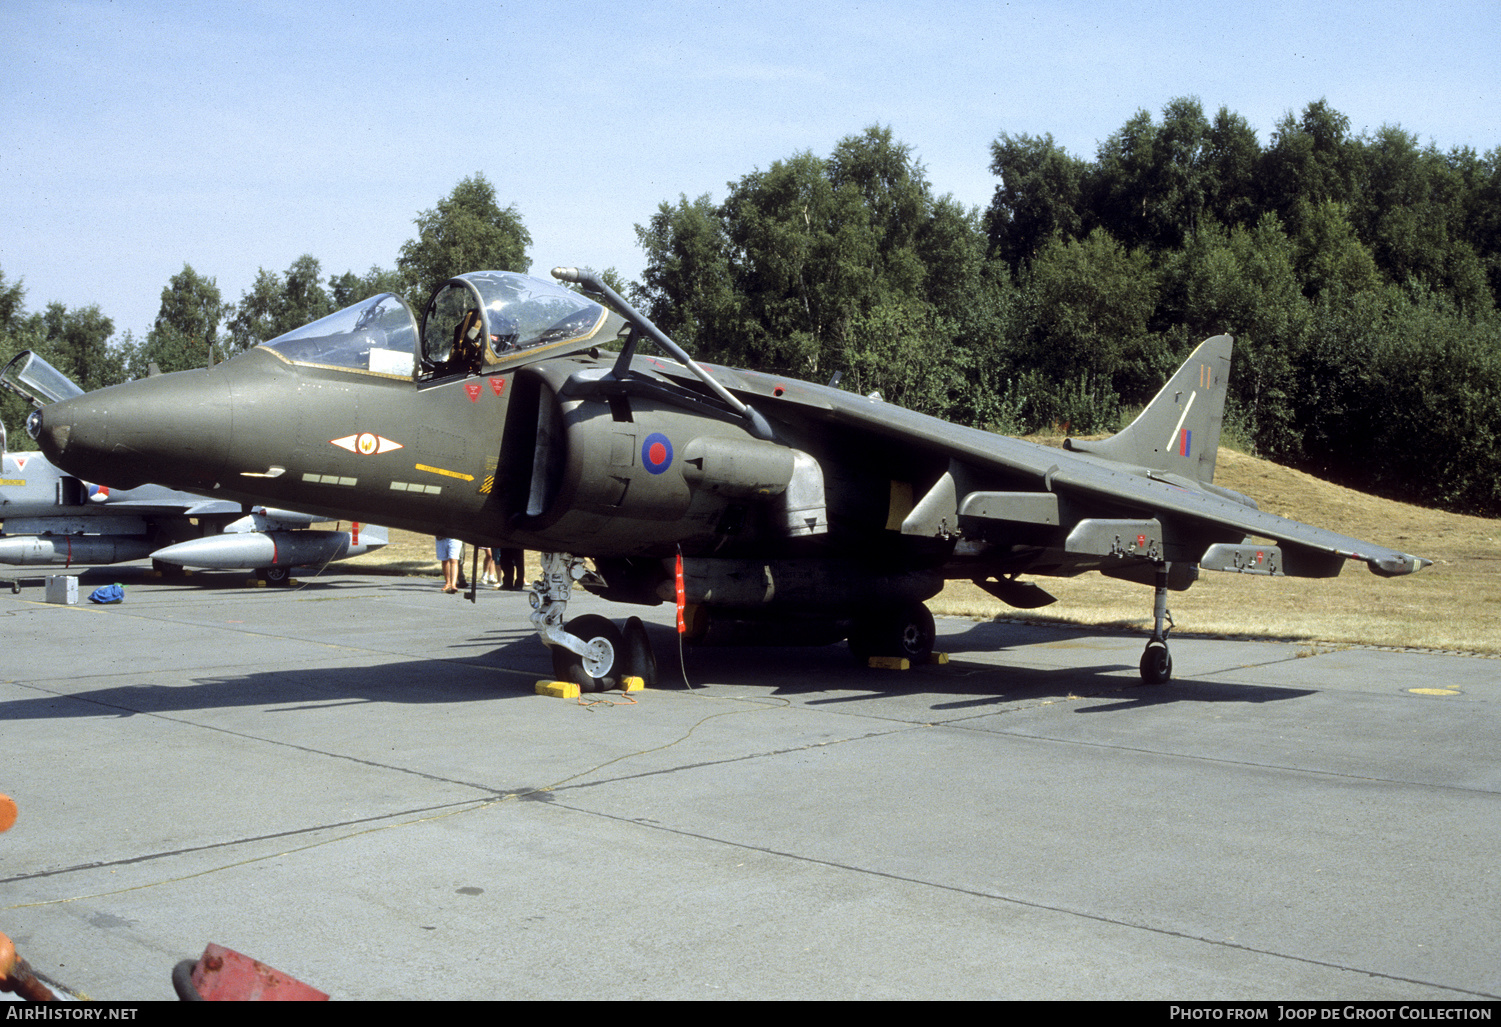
[451,309,484,372]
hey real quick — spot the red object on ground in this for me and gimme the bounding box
[0,932,56,1001]
[186,943,328,1001]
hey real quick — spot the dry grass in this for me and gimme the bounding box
[342,446,1501,654]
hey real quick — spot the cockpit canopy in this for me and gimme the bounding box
[261,292,420,375]
[420,271,609,377]
[259,271,611,379]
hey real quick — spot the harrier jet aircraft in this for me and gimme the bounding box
[28,268,1428,687]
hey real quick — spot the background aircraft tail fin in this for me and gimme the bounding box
[1064,335,1233,483]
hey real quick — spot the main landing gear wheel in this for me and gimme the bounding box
[849,601,936,666]
[551,614,625,692]
[1140,640,1172,684]
[621,616,659,688]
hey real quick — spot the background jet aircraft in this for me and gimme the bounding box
[28,269,1427,686]
[1,351,387,583]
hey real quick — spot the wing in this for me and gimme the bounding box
[805,384,1425,580]
[680,336,1428,585]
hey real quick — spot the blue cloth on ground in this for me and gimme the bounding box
[88,583,124,604]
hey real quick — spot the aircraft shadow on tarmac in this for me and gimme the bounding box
[0,655,549,722]
[0,611,1314,723]
[624,619,1319,711]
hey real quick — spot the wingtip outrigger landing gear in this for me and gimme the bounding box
[1139,564,1174,684]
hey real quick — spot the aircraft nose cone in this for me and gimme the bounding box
[36,369,232,490]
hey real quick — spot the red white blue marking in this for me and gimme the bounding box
[642,432,673,475]
[1165,390,1197,458]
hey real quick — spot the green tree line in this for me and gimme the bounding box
[5,100,1501,514]
[636,104,1501,514]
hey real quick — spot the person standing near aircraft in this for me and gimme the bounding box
[498,547,524,591]
[435,537,462,594]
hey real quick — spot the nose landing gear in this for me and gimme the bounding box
[531,553,658,692]
[551,613,624,690]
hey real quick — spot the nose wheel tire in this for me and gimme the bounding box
[259,566,291,586]
[551,614,625,692]
[1140,641,1172,684]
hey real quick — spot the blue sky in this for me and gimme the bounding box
[2,0,1498,341]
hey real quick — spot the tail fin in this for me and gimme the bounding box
[1064,335,1232,483]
